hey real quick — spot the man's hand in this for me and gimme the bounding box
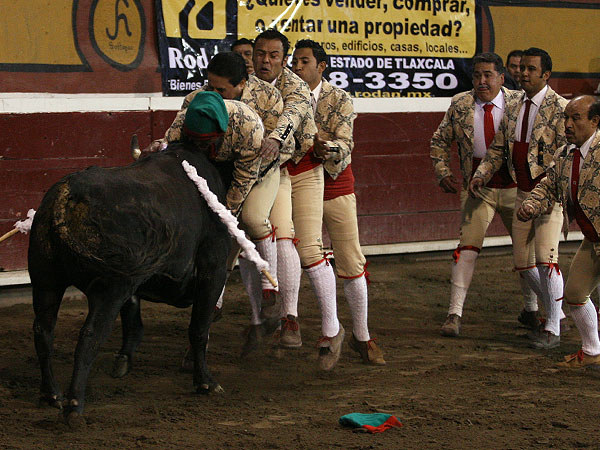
[144,140,163,153]
[313,133,330,159]
[468,177,484,198]
[135,140,164,160]
[260,138,281,160]
[439,175,459,194]
[517,203,535,222]
[543,203,554,215]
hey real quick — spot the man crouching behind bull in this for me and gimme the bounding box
[175,90,264,217]
[113,93,265,375]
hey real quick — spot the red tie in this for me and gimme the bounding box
[520,99,532,142]
[483,103,495,148]
[571,147,581,202]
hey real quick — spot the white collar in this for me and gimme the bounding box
[311,80,323,104]
[270,70,283,86]
[527,84,549,107]
[475,90,504,110]
[572,130,598,160]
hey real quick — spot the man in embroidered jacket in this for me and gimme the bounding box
[290,39,385,365]
[164,95,263,217]
[253,29,343,370]
[518,95,600,366]
[231,38,254,75]
[471,48,569,349]
[164,52,286,339]
[430,52,534,337]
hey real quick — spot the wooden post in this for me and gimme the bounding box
[0,228,19,244]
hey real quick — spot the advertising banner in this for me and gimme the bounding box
[156,0,476,97]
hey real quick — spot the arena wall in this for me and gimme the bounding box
[0,100,462,272]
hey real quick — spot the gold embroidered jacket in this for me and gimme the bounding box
[523,131,600,254]
[164,100,263,216]
[163,75,283,174]
[314,79,356,180]
[430,86,521,189]
[272,66,318,164]
[474,86,568,184]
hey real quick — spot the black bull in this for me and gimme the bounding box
[28,143,231,424]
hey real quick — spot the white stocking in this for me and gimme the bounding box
[343,275,370,342]
[538,264,564,336]
[277,239,301,318]
[215,271,231,309]
[239,257,262,326]
[448,249,478,317]
[305,260,339,337]
[519,267,543,298]
[569,299,600,356]
[255,237,278,292]
[519,274,538,312]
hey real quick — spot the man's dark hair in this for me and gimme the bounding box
[231,38,253,50]
[294,39,327,65]
[254,29,290,56]
[523,47,552,73]
[589,99,600,126]
[472,52,504,74]
[207,52,249,86]
[507,49,524,62]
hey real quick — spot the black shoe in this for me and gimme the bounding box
[241,324,263,358]
[518,309,540,329]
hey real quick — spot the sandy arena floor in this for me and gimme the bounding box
[1,245,599,450]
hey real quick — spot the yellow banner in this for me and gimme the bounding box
[0,1,81,65]
[161,0,227,39]
[489,5,600,74]
[238,0,476,57]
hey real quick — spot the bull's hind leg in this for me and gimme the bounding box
[111,295,144,378]
[32,285,67,409]
[64,283,131,426]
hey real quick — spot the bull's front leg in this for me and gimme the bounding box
[188,270,225,394]
[191,234,229,394]
[189,291,223,394]
[64,290,127,428]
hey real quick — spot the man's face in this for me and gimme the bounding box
[506,55,521,82]
[253,38,285,83]
[520,55,549,97]
[472,62,504,103]
[291,48,324,89]
[232,44,254,75]
[206,72,245,100]
[564,97,599,147]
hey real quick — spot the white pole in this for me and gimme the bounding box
[181,160,277,288]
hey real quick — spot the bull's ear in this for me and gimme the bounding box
[131,135,141,160]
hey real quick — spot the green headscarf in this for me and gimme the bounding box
[183,91,229,136]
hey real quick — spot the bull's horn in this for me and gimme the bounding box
[131,134,141,160]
